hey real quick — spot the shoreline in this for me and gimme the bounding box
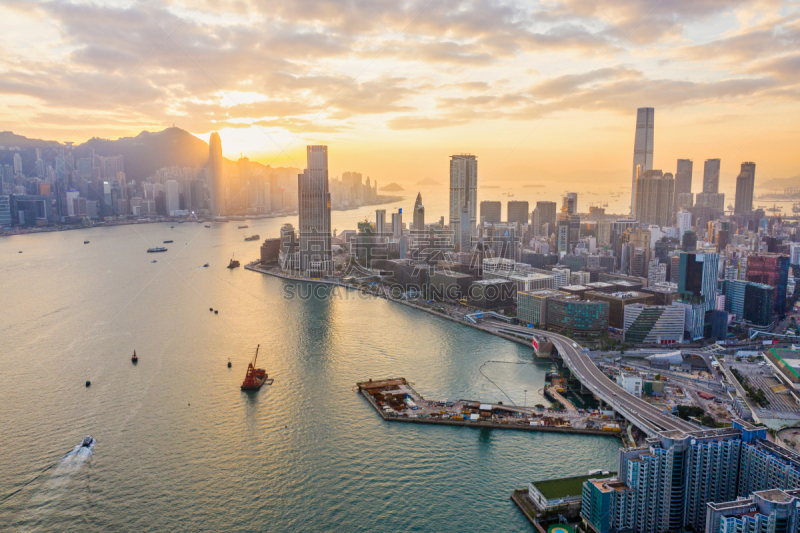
[0,195,405,238]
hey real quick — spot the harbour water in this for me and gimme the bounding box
[0,212,620,532]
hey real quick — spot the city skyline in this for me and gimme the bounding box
[0,1,798,188]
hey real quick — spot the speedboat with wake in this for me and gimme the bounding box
[80,436,96,449]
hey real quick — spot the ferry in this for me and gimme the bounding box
[147,247,168,253]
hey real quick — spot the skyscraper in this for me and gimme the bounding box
[208,132,224,215]
[703,158,721,193]
[746,253,789,315]
[298,145,332,275]
[449,155,477,251]
[375,209,386,236]
[734,161,756,215]
[634,170,674,227]
[507,201,529,225]
[166,180,180,214]
[631,107,654,215]
[413,192,424,232]
[533,201,557,237]
[673,159,692,217]
[479,201,501,224]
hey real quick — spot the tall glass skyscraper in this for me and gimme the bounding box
[208,132,224,215]
[449,155,477,252]
[298,145,332,275]
[631,108,654,216]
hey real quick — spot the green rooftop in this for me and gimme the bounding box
[532,472,616,500]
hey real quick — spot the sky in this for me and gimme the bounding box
[1,0,799,192]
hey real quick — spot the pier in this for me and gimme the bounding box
[356,378,623,438]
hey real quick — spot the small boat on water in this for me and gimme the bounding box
[228,254,240,269]
[203,263,209,267]
[84,240,90,244]
[81,435,96,448]
[147,247,167,253]
[163,240,173,243]
[131,350,138,364]
[244,235,260,241]
[238,225,249,229]
[152,260,157,263]
[241,345,270,390]
[204,225,211,228]
[171,226,174,228]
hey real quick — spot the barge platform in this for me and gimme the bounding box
[357,378,622,438]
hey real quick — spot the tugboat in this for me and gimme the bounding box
[241,345,269,390]
[244,234,260,241]
[131,350,138,364]
[227,254,240,269]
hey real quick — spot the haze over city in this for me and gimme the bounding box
[1,0,799,186]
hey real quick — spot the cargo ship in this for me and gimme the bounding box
[244,235,260,241]
[147,247,168,253]
[241,345,268,390]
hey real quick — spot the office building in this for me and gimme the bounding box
[517,289,565,326]
[746,254,789,315]
[413,192,425,233]
[0,195,11,225]
[586,291,654,329]
[297,145,333,275]
[581,421,800,533]
[480,201,501,224]
[681,230,698,252]
[468,279,514,310]
[673,159,693,217]
[634,170,674,227]
[546,297,609,337]
[703,158,721,193]
[622,304,684,344]
[166,180,180,215]
[631,107,654,216]
[677,252,719,312]
[734,162,756,215]
[562,193,578,216]
[744,282,775,327]
[391,209,403,239]
[208,132,224,215]
[507,201,529,225]
[449,155,477,251]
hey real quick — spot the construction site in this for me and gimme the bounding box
[356,378,625,438]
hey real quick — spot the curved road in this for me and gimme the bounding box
[497,324,698,435]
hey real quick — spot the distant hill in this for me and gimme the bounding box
[415,178,439,186]
[0,127,211,183]
[380,182,404,192]
[760,175,800,190]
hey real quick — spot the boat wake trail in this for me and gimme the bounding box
[9,440,95,530]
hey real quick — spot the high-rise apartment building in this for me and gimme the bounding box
[413,192,425,232]
[582,421,800,533]
[165,179,180,214]
[533,201,557,237]
[631,108,654,216]
[703,158,721,193]
[208,132,224,215]
[634,170,674,227]
[375,209,386,236]
[507,201,529,225]
[480,201,501,224]
[449,155,477,251]
[673,159,693,217]
[734,161,756,215]
[297,145,332,275]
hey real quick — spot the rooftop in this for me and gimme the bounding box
[532,472,616,500]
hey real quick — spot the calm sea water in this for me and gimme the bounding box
[0,205,620,532]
